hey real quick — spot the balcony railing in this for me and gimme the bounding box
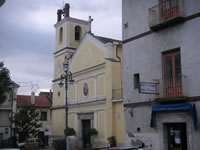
[156,75,187,99]
[149,0,184,30]
[112,88,123,99]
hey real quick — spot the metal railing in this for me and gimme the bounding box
[149,0,184,28]
[157,75,187,98]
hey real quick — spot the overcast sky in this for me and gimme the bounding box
[0,0,122,95]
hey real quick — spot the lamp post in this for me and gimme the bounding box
[58,56,74,150]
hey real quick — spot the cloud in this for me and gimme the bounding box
[2,51,53,95]
[0,0,122,95]
[69,0,122,39]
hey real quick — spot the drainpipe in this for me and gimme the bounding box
[115,44,121,62]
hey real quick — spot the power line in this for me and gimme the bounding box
[16,81,39,93]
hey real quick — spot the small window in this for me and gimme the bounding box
[59,27,63,43]
[134,73,140,89]
[40,112,47,121]
[75,26,81,41]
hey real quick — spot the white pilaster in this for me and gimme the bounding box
[94,111,98,129]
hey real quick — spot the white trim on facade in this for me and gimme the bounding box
[94,111,98,129]
[104,111,107,141]
[66,22,70,47]
[54,48,75,58]
[68,107,105,114]
[54,17,89,28]
[72,64,105,78]
[112,99,124,103]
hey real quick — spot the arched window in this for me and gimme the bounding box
[75,26,81,41]
[59,27,63,43]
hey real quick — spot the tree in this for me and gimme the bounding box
[0,0,6,7]
[0,62,12,104]
[13,105,42,142]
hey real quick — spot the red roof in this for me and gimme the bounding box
[17,95,52,108]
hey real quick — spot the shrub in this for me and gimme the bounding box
[107,136,117,147]
[52,139,66,150]
[85,128,98,136]
[64,127,76,136]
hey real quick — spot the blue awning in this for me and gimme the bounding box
[150,103,197,129]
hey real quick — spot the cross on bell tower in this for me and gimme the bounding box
[88,16,94,33]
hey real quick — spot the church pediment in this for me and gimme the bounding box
[71,33,107,73]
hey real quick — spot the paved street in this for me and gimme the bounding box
[38,147,54,150]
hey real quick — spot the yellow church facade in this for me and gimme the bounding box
[51,3,125,149]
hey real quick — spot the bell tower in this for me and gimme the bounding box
[54,3,89,52]
[51,3,89,138]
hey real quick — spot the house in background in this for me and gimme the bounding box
[17,92,52,146]
[0,81,19,143]
[51,3,125,149]
[122,0,200,150]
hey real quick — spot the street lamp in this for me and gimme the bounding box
[58,55,74,150]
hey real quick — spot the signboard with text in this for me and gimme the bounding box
[4,128,9,134]
[139,82,158,94]
[44,126,51,136]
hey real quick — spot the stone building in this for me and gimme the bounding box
[122,0,200,150]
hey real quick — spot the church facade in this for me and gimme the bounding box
[51,4,125,149]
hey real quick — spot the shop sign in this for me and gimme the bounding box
[45,126,51,136]
[139,82,158,94]
[4,128,9,134]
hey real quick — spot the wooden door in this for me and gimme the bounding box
[82,120,91,148]
[160,0,179,20]
[163,50,182,97]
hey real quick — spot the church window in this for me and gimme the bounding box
[59,27,63,43]
[75,26,81,41]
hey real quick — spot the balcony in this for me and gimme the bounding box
[149,0,184,30]
[156,75,187,102]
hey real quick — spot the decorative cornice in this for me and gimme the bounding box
[50,105,65,110]
[68,99,106,108]
[54,17,89,28]
[112,98,124,103]
[54,47,76,57]
[72,63,105,77]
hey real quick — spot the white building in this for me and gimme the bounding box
[122,0,200,150]
[0,82,19,143]
[17,92,52,146]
